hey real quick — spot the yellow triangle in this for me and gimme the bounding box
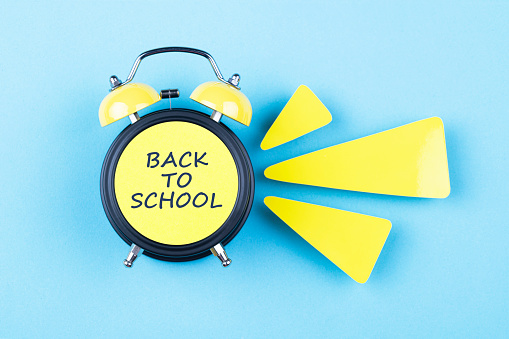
[260,85,332,150]
[265,117,450,198]
[264,196,391,283]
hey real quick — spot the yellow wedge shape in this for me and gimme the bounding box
[264,196,391,283]
[260,85,332,150]
[265,117,450,198]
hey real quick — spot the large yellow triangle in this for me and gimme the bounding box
[264,196,391,283]
[260,85,332,150]
[265,117,450,198]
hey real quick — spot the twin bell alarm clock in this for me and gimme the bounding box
[99,47,254,268]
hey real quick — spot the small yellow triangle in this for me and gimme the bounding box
[260,85,332,150]
[264,196,391,283]
[265,117,450,198]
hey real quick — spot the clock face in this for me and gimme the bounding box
[114,121,239,245]
[101,109,254,261]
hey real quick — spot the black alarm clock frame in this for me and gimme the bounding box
[98,47,254,268]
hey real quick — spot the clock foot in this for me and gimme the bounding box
[211,243,231,267]
[124,244,143,267]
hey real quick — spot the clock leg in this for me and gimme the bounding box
[211,243,231,267]
[124,244,143,267]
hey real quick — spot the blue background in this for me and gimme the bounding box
[1,1,508,338]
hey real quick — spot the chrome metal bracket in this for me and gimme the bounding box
[128,112,140,124]
[210,110,223,123]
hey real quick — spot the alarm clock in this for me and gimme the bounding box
[99,47,254,268]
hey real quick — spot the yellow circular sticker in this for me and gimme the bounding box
[114,121,239,245]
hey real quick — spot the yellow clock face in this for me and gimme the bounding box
[114,121,239,245]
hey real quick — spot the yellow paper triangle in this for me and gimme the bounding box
[265,117,450,198]
[264,196,391,283]
[260,85,332,150]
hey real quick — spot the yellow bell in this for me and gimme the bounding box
[99,83,161,127]
[190,81,252,126]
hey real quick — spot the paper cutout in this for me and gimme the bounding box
[264,196,391,283]
[265,117,450,198]
[260,85,332,150]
